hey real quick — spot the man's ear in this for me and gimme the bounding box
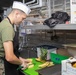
[15,10,19,15]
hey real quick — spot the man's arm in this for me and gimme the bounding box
[3,41,22,65]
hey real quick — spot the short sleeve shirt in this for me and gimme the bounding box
[0,19,15,57]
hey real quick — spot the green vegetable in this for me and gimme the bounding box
[40,48,47,60]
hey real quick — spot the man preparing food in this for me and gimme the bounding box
[0,1,31,75]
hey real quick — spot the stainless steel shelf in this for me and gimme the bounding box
[25,24,76,30]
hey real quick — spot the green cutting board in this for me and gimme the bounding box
[22,58,43,75]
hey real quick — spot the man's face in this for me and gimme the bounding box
[14,11,27,25]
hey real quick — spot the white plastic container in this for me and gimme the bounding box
[37,45,57,60]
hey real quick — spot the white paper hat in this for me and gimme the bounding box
[12,1,31,15]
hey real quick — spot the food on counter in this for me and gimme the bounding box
[39,62,49,68]
[28,62,32,65]
[26,58,34,68]
[72,62,76,68]
[28,64,34,68]
[39,61,54,68]
[36,58,41,61]
[25,58,54,69]
[40,48,47,60]
[47,62,54,67]
[26,58,33,63]
[36,58,46,62]
[26,58,33,62]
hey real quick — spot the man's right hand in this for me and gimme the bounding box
[21,61,28,70]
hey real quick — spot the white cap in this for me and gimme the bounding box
[12,1,31,15]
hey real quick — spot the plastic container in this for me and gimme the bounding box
[37,45,57,60]
[50,53,69,64]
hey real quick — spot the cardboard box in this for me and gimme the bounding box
[62,58,76,75]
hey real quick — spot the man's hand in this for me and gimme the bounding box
[21,61,28,70]
[19,57,31,63]
[19,57,32,70]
